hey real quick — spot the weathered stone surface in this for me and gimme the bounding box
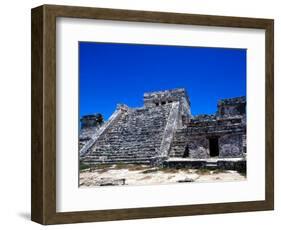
[164,158,246,172]
[219,134,243,157]
[80,88,246,166]
[158,102,180,158]
[80,106,125,156]
[217,160,246,172]
[79,126,100,150]
[80,114,104,128]
[169,117,246,159]
[188,137,209,158]
[81,103,172,164]
[218,96,246,118]
[163,160,206,169]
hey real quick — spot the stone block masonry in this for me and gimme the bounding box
[80,88,246,167]
[81,103,172,164]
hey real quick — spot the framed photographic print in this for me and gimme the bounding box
[31,4,274,225]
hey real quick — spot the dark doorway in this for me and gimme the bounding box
[183,144,189,158]
[209,137,219,157]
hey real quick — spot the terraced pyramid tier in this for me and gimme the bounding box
[81,104,173,164]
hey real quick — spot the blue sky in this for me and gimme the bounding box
[79,42,246,120]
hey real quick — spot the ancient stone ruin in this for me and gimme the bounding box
[80,88,246,170]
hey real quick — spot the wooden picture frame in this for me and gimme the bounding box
[31,4,274,225]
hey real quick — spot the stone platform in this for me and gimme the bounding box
[164,157,246,172]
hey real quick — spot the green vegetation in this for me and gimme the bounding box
[114,163,131,170]
[127,164,148,171]
[91,164,112,170]
[142,168,159,174]
[80,163,150,172]
[158,167,180,173]
[195,168,212,175]
[79,162,91,171]
[142,167,188,174]
[212,169,227,174]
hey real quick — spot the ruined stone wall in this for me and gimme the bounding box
[79,115,103,149]
[79,127,99,150]
[169,117,246,158]
[169,131,212,159]
[188,136,209,158]
[217,96,246,118]
[219,134,243,157]
[144,88,189,106]
[80,114,103,128]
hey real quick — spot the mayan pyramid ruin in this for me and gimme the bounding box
[80,88,246,169]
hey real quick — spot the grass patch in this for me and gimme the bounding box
[195,168,212,175]
[142,167,194,174]
[212,169,227,174]
[91,164,112,170]
[158,168,179,173]
[128,164,149,171]
[96,168,111,173]
[113,163,148,170]
[79,162,91,171]
[141,167,184,174]
[113,163,129,170]
[142,168,159,174]
[82,163,150,172]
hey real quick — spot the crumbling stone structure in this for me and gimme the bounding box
[79,114,103,149]
[80,88,246,169]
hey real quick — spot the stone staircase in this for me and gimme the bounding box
[205,161,218,169]
[169,129,188,157]
[81,104,173,165]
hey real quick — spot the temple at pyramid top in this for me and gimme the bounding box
[143,88,190,108]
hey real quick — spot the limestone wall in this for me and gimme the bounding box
[219,134,243,157]
[144,88,190,109]
[217,96,246,118]
[188,136,209,158]
[169,118,246,158]
[79,126,99,150]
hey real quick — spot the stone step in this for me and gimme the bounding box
[205,162,218,169]
[82,104,172,163]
